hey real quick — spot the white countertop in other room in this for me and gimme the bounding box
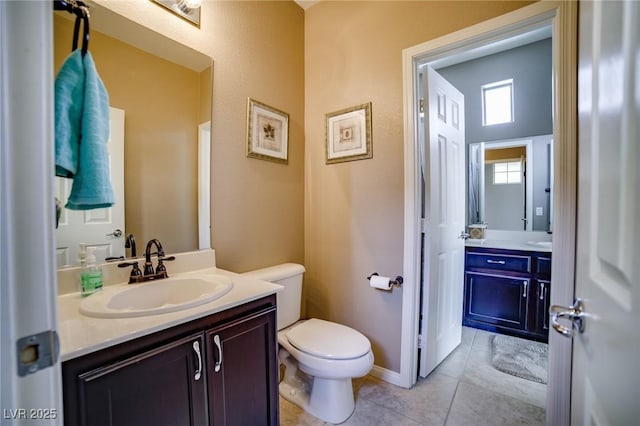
[465,239,552,252]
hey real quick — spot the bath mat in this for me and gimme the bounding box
[491,335,548,384]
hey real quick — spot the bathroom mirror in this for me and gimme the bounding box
[467,135,552,232]
[54,5,213,267]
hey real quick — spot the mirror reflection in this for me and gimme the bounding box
[54,8,213,267]
[468,135,552,232]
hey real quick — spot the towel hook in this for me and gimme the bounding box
[54,0,90,56]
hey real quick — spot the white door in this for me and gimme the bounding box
[55,107,125,266]
[1,1,62,419]
[561,0,640,423]
[419,67,465,377]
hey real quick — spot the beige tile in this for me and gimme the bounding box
[445,381,545,426]
[462,334,547,408]
[357,373,457,425]
[469,328,496,355]
[342,398,423,426]
[279,327,547,425]
[279,396,326,426]
[434,341,472,379]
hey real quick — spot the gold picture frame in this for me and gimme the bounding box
[246,98,289,164]
[151,0,201,27]
[325,102,372,164]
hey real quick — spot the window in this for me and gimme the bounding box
[493,161,521,184]
[482,79,514,126]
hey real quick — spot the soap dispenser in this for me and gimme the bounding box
[81,246,103,297]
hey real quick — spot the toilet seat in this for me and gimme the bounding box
[285,318,370,360]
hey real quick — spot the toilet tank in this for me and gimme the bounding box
[242,263,305,330]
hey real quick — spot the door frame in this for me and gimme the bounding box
[401,2,577,425]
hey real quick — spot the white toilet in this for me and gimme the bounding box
[242,263,374,424]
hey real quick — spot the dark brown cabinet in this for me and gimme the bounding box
[207,309,278,425]
[72,334,207,426]
[62,295,279,426]
[463,247,551,342]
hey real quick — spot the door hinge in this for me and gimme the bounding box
[420,218,427,234]
[417,334,425,349]
[17,330,59,377]
[419,98,425,114]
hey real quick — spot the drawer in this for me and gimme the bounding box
[536,257,552,278]
[466,252,531,273]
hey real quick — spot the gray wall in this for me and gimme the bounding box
[531,135,552,231]
[438,38,552,143]
[484,163,525,230]
[441,38,553,232]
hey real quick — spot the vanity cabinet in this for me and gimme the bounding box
[65,334,207,426]
[62,295,279,426]
[207,308,278,425]
[463,247,551,342]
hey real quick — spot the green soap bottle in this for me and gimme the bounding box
[81,247,103,297]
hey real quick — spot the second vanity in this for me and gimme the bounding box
[58,249,281,426]
[463,238,552,343]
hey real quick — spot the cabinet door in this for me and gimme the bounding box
[535,279,551,335]
[464,272,529,330]
[74,334,207,426]
[207,308,278,426]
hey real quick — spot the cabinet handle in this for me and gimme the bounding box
[193,341,202,381]
[213,334,223,373]
[523,281,528,297]
[486,259,506,265]
[540,283,545,300]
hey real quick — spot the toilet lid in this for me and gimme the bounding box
[285,318,371,360]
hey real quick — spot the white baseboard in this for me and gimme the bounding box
[369,365,409,388]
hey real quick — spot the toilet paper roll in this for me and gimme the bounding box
[370,275,392,290]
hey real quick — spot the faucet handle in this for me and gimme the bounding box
[155,256,175,277]
[118,261,143,283]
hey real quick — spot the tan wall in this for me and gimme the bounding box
[54,15,208,254]
[80,0,532,372]
[485,146,527,161]
[91,0,306,271]
[304,1,533,371]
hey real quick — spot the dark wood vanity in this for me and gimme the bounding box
[463,246,551,342]
[61,295,279,426]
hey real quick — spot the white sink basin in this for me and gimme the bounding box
[80,274,233,318]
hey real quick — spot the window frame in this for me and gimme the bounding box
[492,160,522,185]
[481,79,514,126]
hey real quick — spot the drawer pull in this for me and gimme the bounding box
[540,283,545,300]
[193,341,202,381]
[486,259,506,265]
[523,281,528,297]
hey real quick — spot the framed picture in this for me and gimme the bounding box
[246,98,289,164]
[325,102,372,164]
[151,0,201,27]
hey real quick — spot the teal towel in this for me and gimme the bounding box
[55,50,114,210]
[55,50,83,178]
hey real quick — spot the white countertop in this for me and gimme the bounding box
[465,239,552,253]
[58,267,282,362]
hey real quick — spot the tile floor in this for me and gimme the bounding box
[279,327,546,425]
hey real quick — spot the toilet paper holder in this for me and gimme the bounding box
[367,272,403,287]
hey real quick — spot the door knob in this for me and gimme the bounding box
[458,231,470,240]
[106,229,123,238]
[550,298,585,338]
